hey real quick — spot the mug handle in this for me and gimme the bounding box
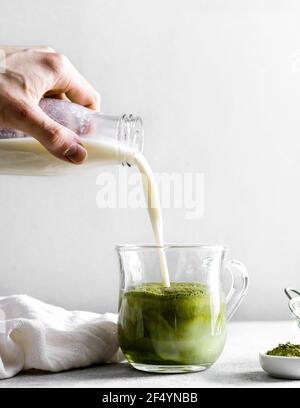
[225,260,249,320]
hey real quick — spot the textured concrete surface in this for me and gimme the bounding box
[1,321,300,388]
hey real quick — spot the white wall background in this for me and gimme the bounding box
[0,0,300,320]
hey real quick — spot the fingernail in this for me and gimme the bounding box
[64,144,87,164]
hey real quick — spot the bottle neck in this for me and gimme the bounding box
[117,115,144,166]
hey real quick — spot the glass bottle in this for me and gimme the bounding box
[0,98,144,176]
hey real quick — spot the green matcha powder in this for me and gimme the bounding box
[267,342,300,357]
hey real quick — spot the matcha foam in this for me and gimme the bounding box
[127,282,207,298]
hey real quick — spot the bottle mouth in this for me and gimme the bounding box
[117,115,144,166]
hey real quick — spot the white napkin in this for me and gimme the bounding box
[0,294,120,379]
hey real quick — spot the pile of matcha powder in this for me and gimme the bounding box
[267,342,300,357]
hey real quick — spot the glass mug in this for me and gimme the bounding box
[116,245,248,374]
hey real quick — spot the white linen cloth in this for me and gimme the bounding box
[0,294,120,379]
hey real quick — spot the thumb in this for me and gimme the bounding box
[15,104,87,164]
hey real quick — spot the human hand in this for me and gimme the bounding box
[0,46,100,163]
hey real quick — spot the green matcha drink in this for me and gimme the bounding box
[118,282,226,366]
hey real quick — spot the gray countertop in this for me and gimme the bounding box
[1,321,300,388]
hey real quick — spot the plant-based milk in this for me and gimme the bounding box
[0,137,132,175]
[135,153,170,287]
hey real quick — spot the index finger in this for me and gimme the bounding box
[44,52,101,111]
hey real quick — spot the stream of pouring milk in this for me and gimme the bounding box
[0,137,171,286]
[134,153,170,287]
